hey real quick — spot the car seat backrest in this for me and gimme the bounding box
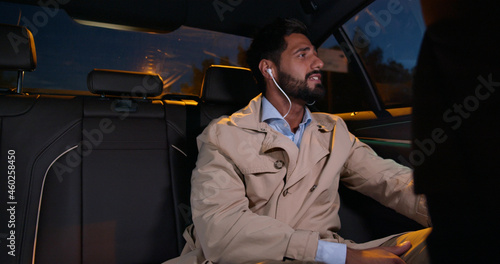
[198,65,261,125]
[0,94,83,264]
[39,69,186,264]
[200,65,260,105]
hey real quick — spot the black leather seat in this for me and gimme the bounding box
[199,65,261,125]
[1,24,85,264]
[34,69,189,263]
[185,64,261,155]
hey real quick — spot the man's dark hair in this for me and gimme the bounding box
[246,18,309,90]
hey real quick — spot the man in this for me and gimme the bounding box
[166,18,430,264]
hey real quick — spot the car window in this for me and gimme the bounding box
[318,0,426,114]
[343,0,426,109]
[0,2,252,96]
[318,35,372,114]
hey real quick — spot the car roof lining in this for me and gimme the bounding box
[4,0,373,45]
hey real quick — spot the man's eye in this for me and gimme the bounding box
[299,53,305,58]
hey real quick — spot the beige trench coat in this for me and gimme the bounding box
[166,95,429,264]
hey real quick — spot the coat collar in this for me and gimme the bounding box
[229,94,336,160]
[229,94,336,133]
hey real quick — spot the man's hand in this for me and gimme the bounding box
[345,241,411,264]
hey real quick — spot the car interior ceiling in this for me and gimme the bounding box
[3,0,374,45]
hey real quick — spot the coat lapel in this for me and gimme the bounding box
[229,95,337,188]
[285,118,334,188]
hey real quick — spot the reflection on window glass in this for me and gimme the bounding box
[319,36,372,114]
[0,2,251,96]
[343,0,425,108]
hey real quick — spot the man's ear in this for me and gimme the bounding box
[259,59,274,80]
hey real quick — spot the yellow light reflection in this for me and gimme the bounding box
[73,19,169,34]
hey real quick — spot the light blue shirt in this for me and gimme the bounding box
[260,97,347,264]
[261,97,311,148]
[316,240,347,264]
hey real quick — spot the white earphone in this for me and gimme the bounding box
[266,68,273,76]
[267,68,292,118]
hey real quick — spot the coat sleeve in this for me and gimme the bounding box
[338,121,430,227]
[190,123,319,263]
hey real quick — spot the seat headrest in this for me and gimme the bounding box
[201,65,261,104]
[0,23,37,71]
[87,69,163,97]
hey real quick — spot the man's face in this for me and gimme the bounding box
[277,33,325,103]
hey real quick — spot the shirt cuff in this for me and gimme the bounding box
[315,240,347,264]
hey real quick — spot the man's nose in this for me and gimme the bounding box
[312,54,324,70]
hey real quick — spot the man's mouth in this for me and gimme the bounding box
[306,71,322,82]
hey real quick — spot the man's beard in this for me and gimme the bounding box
[277,70,325,104]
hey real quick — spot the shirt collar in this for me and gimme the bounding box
[261,96,312,125]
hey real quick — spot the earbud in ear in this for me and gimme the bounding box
[266,68,273,77]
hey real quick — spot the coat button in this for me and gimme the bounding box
[283,188,289,196]
[274,160,284,169]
